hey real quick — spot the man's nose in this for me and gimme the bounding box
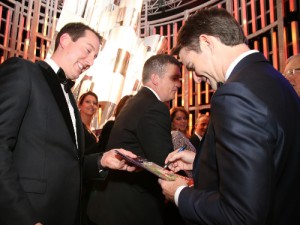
[177,80,182,87]
[86,54,95,67]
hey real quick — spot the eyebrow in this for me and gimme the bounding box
[171,73,181,78]
[86,42,99,58]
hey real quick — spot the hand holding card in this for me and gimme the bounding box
[115,150,193,186]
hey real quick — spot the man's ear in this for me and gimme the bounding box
[150,73,160,86]
[59,33,71,49]
[199,34,213,52]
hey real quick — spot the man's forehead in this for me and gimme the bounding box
[289,59,300,67]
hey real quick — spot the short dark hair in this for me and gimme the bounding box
[142,54,181,83]
[172,8,247,55]
[78,91,98,105]
[54,22,102,50]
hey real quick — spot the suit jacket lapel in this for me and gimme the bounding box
[193,133,205,187]
[68,91,85,157]
[36,61,78,149]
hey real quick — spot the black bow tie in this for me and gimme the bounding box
[57,68,75,93]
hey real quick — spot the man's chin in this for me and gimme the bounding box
[70,73,81,80]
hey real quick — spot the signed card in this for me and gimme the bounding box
[115,150,194,186]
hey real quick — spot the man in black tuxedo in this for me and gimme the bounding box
[159,8,300,225]
[87,54,182,225]
[0,22,137,225]
[189,114,209,150]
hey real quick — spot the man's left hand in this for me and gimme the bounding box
[100,149,137,171]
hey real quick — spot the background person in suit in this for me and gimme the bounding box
[189,114,209,150]
[159,8,300,225]
[87,54,182,225]
[0,22,137,225]
[283,53,300,97]
[78,91,99,225]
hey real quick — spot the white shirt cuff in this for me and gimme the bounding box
[174,185,187,206]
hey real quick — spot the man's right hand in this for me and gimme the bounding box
[164,150,196,172]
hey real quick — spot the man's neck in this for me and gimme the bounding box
[194,132,202,140]
[224,45,257,80]
[144,86,161,101]
[81,114,92,129]
[45,57,59,73]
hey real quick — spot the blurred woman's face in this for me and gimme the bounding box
[79,95,98,117]
[172,111,188,132]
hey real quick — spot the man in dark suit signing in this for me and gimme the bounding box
[87,54,182,225]
[0,22,136,225]
[159,8,300,225]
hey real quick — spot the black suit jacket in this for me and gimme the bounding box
[97,120,115,152]
[87,87,174,225]
[189,133,201,150]
[179,52,300,225]
[0,57,101,225]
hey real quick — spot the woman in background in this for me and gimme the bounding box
[166,106,194,225]
[170,107,196,177]
[170,106,191,138]
[86,94,133,225]
[78,91,99,225]
[78,91,99,154]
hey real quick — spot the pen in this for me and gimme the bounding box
[164,144,187,169]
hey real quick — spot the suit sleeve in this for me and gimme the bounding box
[136,101,173,166]
[178,83,277,225]
[83,153,108,181]
[0,58,37,224]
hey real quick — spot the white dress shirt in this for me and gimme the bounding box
[44,58,78,147]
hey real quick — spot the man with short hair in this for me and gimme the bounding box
[0,22,136,225]
[88,54,182,225]
[283,53,300,97]
[159,8,300,225]
[189,114,209,149]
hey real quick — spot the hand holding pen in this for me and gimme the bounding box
[164,144,187,169]
[163,145,195,172]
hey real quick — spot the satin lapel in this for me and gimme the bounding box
[68,92,84,158]
[36,61,77,147]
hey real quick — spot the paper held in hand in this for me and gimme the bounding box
[115,150,194,186]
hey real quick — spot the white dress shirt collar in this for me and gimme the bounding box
[225,50,259,81]
[194,132,202,141]
[144,86,161,101]
[44,57,60,73]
